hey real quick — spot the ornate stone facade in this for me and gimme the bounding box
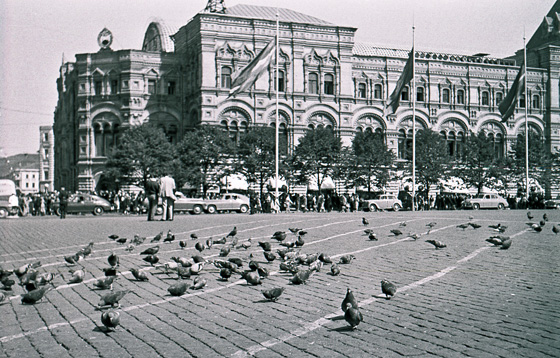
[54,3,560,192]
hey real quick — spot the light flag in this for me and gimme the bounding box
[229,37,276,97]
[384,48,414,116]
[499,61,526,122]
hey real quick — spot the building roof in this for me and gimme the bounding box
[214,4,334,26]
[142,18,178,52]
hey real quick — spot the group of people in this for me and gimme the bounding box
[145,174,176,221]
[249,192,362,214]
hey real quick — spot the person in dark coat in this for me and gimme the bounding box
[59,187,69,219]
[145,178,160,221]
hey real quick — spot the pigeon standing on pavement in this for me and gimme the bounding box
[527,211,534,220]
[227,226,237,238]
[130,268,149,281]
[344,303,363,330]
[21,286,52,304]
[140,245,160,255]
[553,225,559,235]
[425,240,447,249]
[101,310,120,332]
[168,282,189,296]
[381,280,397,299]
[107,253,119,267]
[151,231,164,242]
[362,217,369,226]
[262,287,285,302]
[99,290,129,308]
[341,288,358,312]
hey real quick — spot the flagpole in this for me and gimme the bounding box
[411,25,416,212]
[275,11,280,213]
[523,34,529,202]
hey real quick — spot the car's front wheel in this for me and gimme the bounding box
[497,203,505,210]
[472,203,480,210]
[93,206,104,215]
[207,205,217,214]
[393,203,401,212]
[369,204,378,212]
[239,204,249,214]
[192,205,203,215]
[0,208,8,218]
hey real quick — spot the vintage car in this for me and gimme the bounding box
[172,192,206,214]
[462,193,509,210]
[204,193,250,214]
[0,179,20,218]
[362,194,403,212]
[54,193,112,216]
[544,198,560,209]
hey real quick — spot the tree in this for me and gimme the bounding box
[176,126,235,197]
[348,131,395,193]
[454,131,502,194]
[291,127,342,193]
[413,129,450,204]
[105,124,175,188]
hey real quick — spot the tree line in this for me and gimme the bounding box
[104,124,559,200]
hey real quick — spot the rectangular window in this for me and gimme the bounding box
[308,73,318,94]
[457,90,465,104]
[148,80,156,94]
[94,81,102,95]
[167,81,176,95]
[122,80,129,89]
[324,74,334,95]
[44,149,49,158]
[374,84,382,99]
[110,80,119,94]
[32,183,35,188]
[26,183,29,188]
[26,174,29,179]
[43,133,49,141]
[358,83,366,98]
[401,87,409,101]
[44,170,49,179]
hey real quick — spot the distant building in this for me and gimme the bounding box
[54,2,560,194]
[13,168,40,194]
[39,126,55,192]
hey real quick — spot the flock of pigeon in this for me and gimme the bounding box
[1,210,558,334]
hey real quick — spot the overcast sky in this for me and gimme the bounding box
[0,0,555,157]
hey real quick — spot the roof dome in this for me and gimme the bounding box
[142,19,177,52]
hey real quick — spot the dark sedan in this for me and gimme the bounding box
[54,193,112,216]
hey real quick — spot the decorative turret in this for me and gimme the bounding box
[204,0,226,13]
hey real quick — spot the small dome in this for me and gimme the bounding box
[142,19,177,52]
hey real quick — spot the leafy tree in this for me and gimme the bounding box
[412,129,450,203]
[348,131,395,193]
[105,124,175,188]
[291,127,342,193]
[176,126,235,197]
[454,131,502,194]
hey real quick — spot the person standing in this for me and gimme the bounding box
[159,174,176,221]
[59,187,69,219]
[145,178,160,221]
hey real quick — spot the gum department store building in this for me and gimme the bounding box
[54,2,560,194]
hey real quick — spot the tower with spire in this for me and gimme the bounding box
[204,0,226,13]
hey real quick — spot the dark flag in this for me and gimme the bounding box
[385,48,414,116]
[499,62,526,122]
[229,37,276,97]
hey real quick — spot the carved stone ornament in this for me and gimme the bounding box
[97,28,113,50]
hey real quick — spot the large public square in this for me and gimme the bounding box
[0,209,559,358]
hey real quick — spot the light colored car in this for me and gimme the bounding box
[0,179,19,218]
[462,193,509,210]
[363,194,403,212]
[173,192,206,214]
[54,193,112,216]
[204,193,250,214]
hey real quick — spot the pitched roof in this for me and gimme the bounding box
[353,43,409,58]
[216,4,334,26]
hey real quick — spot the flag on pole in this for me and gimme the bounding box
[229,37,276,97]
[384,48,414,116]
[499,61,526,122]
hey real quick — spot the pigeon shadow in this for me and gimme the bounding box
[329,325,355,332]
[328,314,345,321]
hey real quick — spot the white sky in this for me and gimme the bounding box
[0,0,555,157]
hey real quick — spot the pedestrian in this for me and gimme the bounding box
[59,187,69,219]
[159,174,176,221]
[145,178,160,221]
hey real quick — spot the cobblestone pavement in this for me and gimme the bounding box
[0,209,559,358]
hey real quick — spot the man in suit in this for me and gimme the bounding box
[58,187,69,219]
[145,178,160,221]
[159,174,176,221]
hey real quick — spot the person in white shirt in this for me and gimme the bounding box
[159,175,176,221]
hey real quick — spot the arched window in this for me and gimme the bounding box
[94,125,104,157]
[416,87,425,102]
[447,132,456,157]
[481,91,489,105]
[324,73,334,95]
[457,89,465,104]
[532,94,540,109]
[442,88,450,103]
[494,133,504,159]
[308,73,318,94]
[374,84,382,99]
[358,83,366,98]
[519,95,526,108]
[456,132,465,158]
[221,66,232,88]
[495,92,503,106]
[401,86,409,101]
[275,70,285,92]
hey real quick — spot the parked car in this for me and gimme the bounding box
[462,193,509,210]
[204,193,250,214]
[0,179,19,218]
[362,194,403,212]
[54,193,112,216]
[173,192,206,214]
[545,198,560,209]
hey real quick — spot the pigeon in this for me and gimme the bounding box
[189,262,205,275]
[140,246,159,255]
[425,239,446,249]
[101,310,120,332]
[339,254,355,264]
[532,224,543,233]
[499,238,512,250]
[228,258,244,267]
[363,229,374,235]
[168,282,189,296]
[288,228,301,235]
[527,211,534,220]
[468,222,482,229]
[108,234,119,240]
[341,288,358,312]
[102,267,118,277]
[151,231,163,242]
[330,264,341,276]
[132,235,146,245]
[115,238,127,244]
[219,268,232,281]
[130,268,149,281]
[192,255,205,264]
[291,269,312,285]
[219,246,231,257]
[242,271,262,285]
[368,233,378,241]
[164,230,175,243]
[142,255,160,266]
[456,223,469,230]
[262,287,284,302]
[93,276,116,290]
[80,242,94,257]
[257,266,270,278]
[318,253,332,263]
[179,240,187,249]
[195,242,205,253]
[258,241,272,252]
[381,280,397,299]
[486,237,504,246]
[0,291,5,304]
[0,268,13,281]
[279,241,296,248]
[227,226,237,238]
[237,238,252,250]
[177,267,191,280]
[399,221,407,227]
[295,236,305,247]
[125,244,135,252]
[2,277,16,290]
[543,213,548,222]
[21,286,52,304]
[390,229,402,236]
[191,277,207,290]
[205,238,213,249]
[553,225,559,235]
[539,220,546,227]
[107,253,119,267]
[426,222,437,229]
[298,230,308,237]
[263,251,276,263]
[99,290,129,308]
[362,217,369,226]
[344,303,363,330]
[407,233,419,240]
[190,233,198,240]
[248,260,260,271]
[272,231,287,242]
[488,223,503,230]
[64,253,82,265]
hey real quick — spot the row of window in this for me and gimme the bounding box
[92,79,176,96]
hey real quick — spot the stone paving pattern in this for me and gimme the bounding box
[0,209,559,357]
